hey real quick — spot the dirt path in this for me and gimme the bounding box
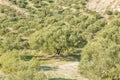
[0,0,29,16]
[42,61,89,80]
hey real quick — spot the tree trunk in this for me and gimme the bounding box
[56,49,61,55]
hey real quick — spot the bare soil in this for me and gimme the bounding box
[87,0,120,13]
[42,61,89,80]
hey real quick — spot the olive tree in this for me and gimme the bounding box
[30,25,86,55]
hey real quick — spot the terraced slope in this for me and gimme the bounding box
[0,0,29,16]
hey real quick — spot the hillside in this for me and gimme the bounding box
[0,0,120,80]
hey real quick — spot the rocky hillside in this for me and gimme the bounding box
[87,0,120,13]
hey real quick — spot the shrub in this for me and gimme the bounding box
[105,10,113,15]
[7,70,47,80]
[0,51,47,80]
[86,20,106,33]
[79,38,120,80]
[79,23,120,80]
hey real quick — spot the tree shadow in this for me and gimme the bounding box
[21,52,81,62]
[49,78,76,80]
[36,54,81,62]
[40,66,58,71]
[68,54,81,61]
[20,55,33,61]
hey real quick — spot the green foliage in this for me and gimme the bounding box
[0,5,22,17]
[7,70,47,80]
[86,20,106,33]
[97,20,120,44]
[0,0,120,80]
[0,51,37,73]
[0,51,19,73]
[30,26,86,55]
[0,51,47,80]
[9,0,28,8]
[80,0,88,5]
[79,21,120,80]
[80,38,120,80]
[105,10,113,15]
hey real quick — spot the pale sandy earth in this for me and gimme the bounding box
[87,0,120,13]
[42,62,90,80]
